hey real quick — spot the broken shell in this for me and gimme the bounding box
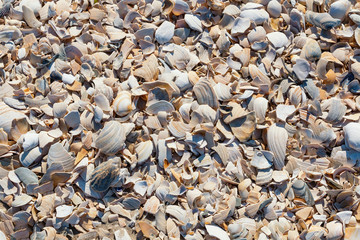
[156,21,175,44]
[292,179,315,206]
[90,157,121,192]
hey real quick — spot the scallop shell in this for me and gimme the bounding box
[213,83,232,101]
[90,157,121,192]
[113,91,133,117]
[193,79,219,109]
[95,121,126,155]
[267,123,288,170]
[155,21,175,44]
[135,141,154,165]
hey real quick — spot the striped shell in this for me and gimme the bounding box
[95,121,126,155]
[267,123,288,170]
[90,158,121,192]
[112,91,133,117]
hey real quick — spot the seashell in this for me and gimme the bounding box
[19,0,41,14]
[21,131,39,151]
[22,5,42,28]
[146,100,174,115]
[267,0,282,18]
[267,123,288,170]
[249,64,271,87]
[344,123,360,152]
[64,110,80,129]
[39,2,56,21]
[301,38,321,62]
[326,221,343,240]
[292,179,315,206]
[135,141,153,165]
[305,11,341,30]
[248,27,266,44]
[134,181,148,196]
[0,102,26,134]
[4,97,26,110]
[11,194,32,207]
[95,121,128,155]
[231,17,250,36]
[213,83,232,101]
[14,167,38,186]
[193,79,219,109]
[267,32,288,49]
[272,170,289,182]
[253,97,268,123]
[293,58,310,81]
[62,73,76,85]
[94,93,111,112]
[325,99,346,123]
[53,102,67,118]
[0,3,11,18]
[47,142,74,172]
[240,9,269,25]
[256,168,273,185]
[113,91,133,117]
[139,221,159,238]
[251,150,273,169]
[173,0,190,16]
[276,104,296,122]
[329,0,351,21]
[90,157,121,192]
[229,111,256,142]
[123,197,141,210]
[205,225,230,240]
[20,146,42,167]
[139,39,155,55]
[155,21,175,44]
[168,120,193,138]
[133,54,159,82]
[184,14,202,32]
[56,205,73,218]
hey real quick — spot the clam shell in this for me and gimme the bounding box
[156,21,175,44]
[256,168,273,185]
[249,64,271,87]
[173,0,190,16]
[22,5,42,28]
[193,79,219,109]
[267,123,288,170]
[276,104,296,122]
[329,0,351,21]
[135,141,154,165]
[56,205,73,218]
[146,100,175,115]
[301,39,321,62]
[20,146,42,167]
[205,225,230,240]
[184,14,202,32]
[305,11,341,30]
[292,179,315,206]
[113,91,133,117]
[293,58,310,81]
[21,131,39,152]
[95,121,127,155]
[0,102,26,134]
[90,157,121,192]
[53,102,68,118]
[64,111,80,129]
[326,99,346,123]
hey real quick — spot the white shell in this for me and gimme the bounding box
[344,123,360,152]
[47,142,74,171]
[267,0,282,18]
[20,146,42,167]
[155,21,175,44]
[56,205,74,218]
[135,141,154,165]
[62,73,76,85]
[267,32,288,49]
[21,131,39,151]
[184,14,202,32]
[113,91,133,117]
[267,124,288,170]
[239,9,269,25]
[205,225,230,240]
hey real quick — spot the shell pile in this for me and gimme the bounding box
[2,0,360,239]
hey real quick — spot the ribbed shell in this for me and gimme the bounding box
[267,123,288,170]
[193,79,219,109]
[95,121,126,155]
[90,158,121,192]
[47,142,74,171]
[112,91,133,117]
